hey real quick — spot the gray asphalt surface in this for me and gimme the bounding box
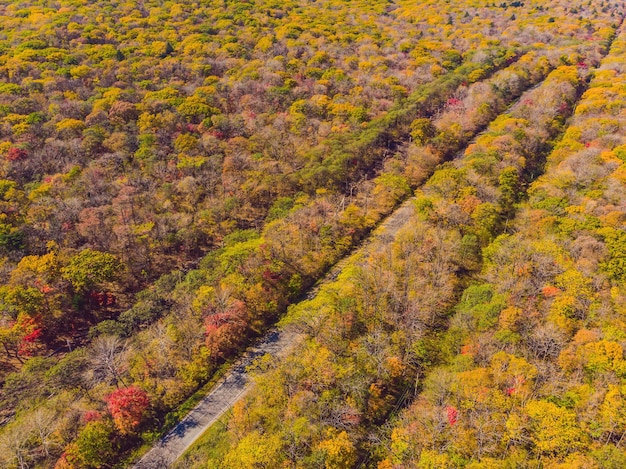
[133,328,300,468]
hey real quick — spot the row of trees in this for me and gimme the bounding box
[379,24,626,468]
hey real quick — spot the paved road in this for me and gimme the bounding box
[133,328,301,468]
[132,197,417,468]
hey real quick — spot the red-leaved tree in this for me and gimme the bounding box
[446,406,458,426]
[106,386,150,434]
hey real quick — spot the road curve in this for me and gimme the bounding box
[132,197,417,468]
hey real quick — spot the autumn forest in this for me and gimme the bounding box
[0,0,624,467]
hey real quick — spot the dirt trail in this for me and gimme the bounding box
[132,197,417,468]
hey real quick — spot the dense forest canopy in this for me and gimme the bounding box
[0,0,623,468]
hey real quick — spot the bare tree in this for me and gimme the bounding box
[0,420,32,469]
[31,408,59,458]
[88,335,129,388]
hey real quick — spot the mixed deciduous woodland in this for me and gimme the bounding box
[0,0,623,467]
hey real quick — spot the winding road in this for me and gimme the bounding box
[132,196,417,468]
